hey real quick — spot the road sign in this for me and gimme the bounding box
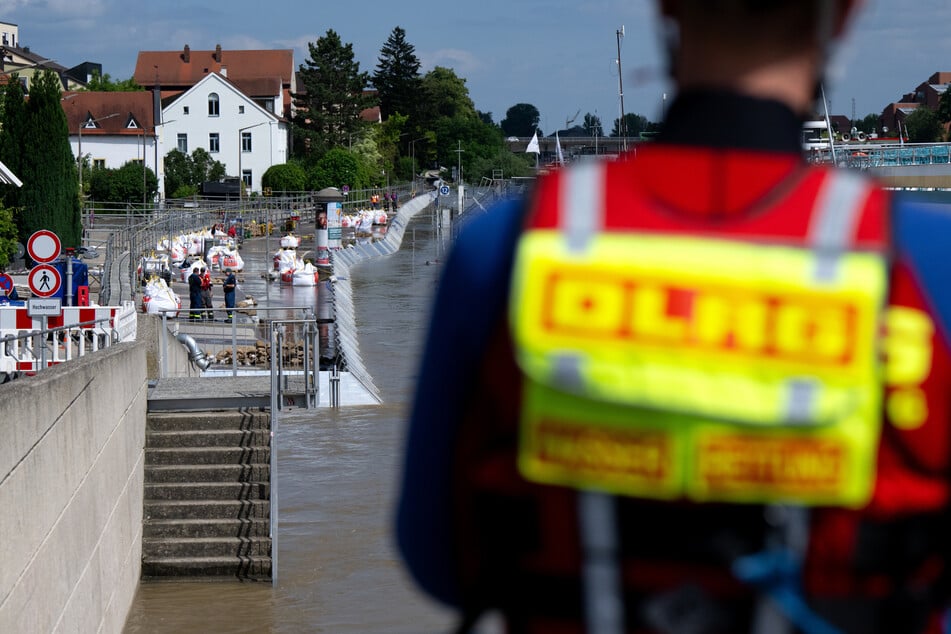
[27,230,61,264]
[28,264,61,298]
[28,298,61,317]
[439,185,450,196]
[0,273,12,292]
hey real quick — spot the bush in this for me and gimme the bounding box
[262,162,307,192]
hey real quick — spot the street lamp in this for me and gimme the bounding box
[238,122,266,209]
[77,112,119,197]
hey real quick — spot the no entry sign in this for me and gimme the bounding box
[27,230,61,264]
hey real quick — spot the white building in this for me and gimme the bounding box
[159,72,287,195]
[62,91,160,196]
[64,72,288,201]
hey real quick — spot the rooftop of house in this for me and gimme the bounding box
[134,45,293,88]
[60,91,156,135]
[0,44,65,72]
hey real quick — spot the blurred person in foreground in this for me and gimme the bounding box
[397,1,951,632]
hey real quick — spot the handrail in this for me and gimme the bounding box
[0,311,127,375]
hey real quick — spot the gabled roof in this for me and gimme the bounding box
[134,45,293,88]
[232,76,281,98]
[162,72,284,123]
[0,44,63,70]
[61,91,156,135]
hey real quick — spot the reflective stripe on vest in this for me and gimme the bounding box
[512,164,888,507]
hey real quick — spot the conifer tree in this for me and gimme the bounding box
[0,75,28,212]
[292,29,374,159]
[373,27,422,122]
[18,70,81,246]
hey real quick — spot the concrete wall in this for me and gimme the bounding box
[0,342,147,633]
[137,313,199,379]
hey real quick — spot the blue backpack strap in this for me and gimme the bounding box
[893,195,951,344]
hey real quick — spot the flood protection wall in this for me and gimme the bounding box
[0,341,147,633]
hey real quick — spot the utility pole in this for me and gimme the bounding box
[617,26,627,152]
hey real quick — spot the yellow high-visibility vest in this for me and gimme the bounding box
[511,164,888,507]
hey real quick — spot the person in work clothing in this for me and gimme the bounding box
[223,268,236,321]
[397,1,951,632]
[187,266,203,322]
[200,267,213,320]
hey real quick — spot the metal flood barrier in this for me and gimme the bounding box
[269,317,320,411]
[159,306,327,410]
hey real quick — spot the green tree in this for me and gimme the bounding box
[469,147,535,180]
[500,103,541,137]
[262,162,307,192]
[419,66,477,126]
[0,203,19,267]
[18,69,82,246]
[293,29,375,158]
[163,150,191,197]
[87,162,157,204]
[375,112,408,175]
[903,108,943,142]
[0,75,28,212]
[191,148,227,183]
[853,113,881,135]
[307,148,367,190]
[432,114,509,182]
[84,71,143,92]
[583,112,604,137]
[611,112,654,137]
[163,148,227,198]
[373,26,422,122]
[937,90,951,126]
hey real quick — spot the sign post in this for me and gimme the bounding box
[26,231,63,372]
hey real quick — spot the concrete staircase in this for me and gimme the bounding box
[142,410,272,581]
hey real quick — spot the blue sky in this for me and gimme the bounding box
[1,0,948,135]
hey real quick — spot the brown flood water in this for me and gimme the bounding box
[123,213,459,633]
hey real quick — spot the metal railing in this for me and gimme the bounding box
[807,141,951,170]
[0,301,137,377]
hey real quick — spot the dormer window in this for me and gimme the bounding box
[208,93,220,117]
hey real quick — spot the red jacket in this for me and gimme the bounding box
[451,146,951,633]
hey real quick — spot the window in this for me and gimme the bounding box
[242,169,252,190]
[209,132,220,153]
[183,106,190,115]
[177,134,188,153]
[241,131,252,153]
[93,159,105,169]
[208,93,219,117]
[238,105,245,114]
[264,99,274,113]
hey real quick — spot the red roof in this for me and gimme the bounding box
[361,106,381,123]
[61,91,156,135]
[134,45,293,88]
[134,45,293,116]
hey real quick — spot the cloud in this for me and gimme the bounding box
[420,48,481,74]
[1,0,106,16]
